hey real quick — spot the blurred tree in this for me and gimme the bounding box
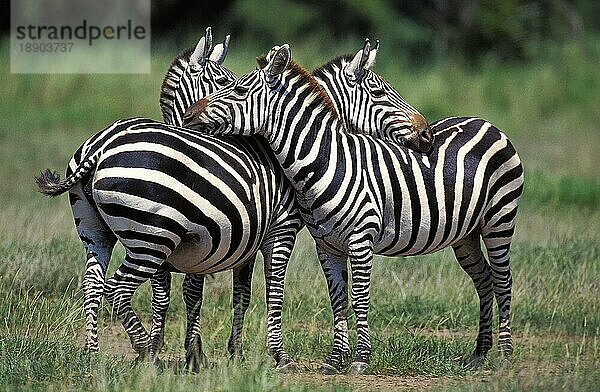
[1,0,597,63]
[222,0,592,63]
[150,0,234,44]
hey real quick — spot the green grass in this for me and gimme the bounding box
[1,36,599,390]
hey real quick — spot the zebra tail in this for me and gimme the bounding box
[35,154,99,197]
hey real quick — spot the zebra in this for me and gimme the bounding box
[151,37,437,366]
[36,117,303,370]
[35,29,306,371]
[182,44,524,374]
[309,42,524,369]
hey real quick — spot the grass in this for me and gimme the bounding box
[0,35,599,390]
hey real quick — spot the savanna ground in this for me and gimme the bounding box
[0,37,599,391]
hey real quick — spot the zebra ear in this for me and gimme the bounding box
[209,34,230,64]
[203,27,214,58]
[346,38,371,80]
[264,45,280,64]
[265,44,291,76]
[190,27,214,67]
[364,39,379,69]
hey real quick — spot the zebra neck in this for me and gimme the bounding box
[313,70,350,130]
[264,92,350,210]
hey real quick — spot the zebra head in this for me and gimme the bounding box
[182,46,292,136]
[160,27,237,126]
[313,39,434,152]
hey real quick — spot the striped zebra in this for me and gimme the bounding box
[307,42,523,371]
[36,117,302,370]
[35,30,305,371]
[153,38,437,366]
[182,44,524,374]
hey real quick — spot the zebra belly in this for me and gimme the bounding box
[93,186,267,275]
[374,223,469,256]
[373,206,483,257]
[166,234,259,274]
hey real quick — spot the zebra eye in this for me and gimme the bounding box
[371,89,386,98]
[215,76,230,85]
[234,85,249,95]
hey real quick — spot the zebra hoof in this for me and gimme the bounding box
[227,343,244,362]
[276,360,299,373]
[228,353,245,365]
[499,346,513,360]
[149,353,162,368]
[132,340,150,357]
[457,353,485,370]
[134,350,149,363]
[497,357,512,371]
[318,363,339,375]
[348,361,368,375]
[185,351,208,373]
[83,346,99,354]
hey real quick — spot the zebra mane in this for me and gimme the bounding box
[286,60,338,116]
[312,54,353,80]
[159,47,194,118]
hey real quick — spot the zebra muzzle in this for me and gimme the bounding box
[410,114,434,152]
[183,98,210,127]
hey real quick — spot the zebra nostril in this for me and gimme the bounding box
[409,114,434,152]
[410,114,428,134]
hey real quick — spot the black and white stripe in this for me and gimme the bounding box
[183,44,524,374]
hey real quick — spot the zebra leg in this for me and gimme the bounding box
[347,242,374,375]
[70,187,117,353]
[482,223,516,359]
[317,249,350,374]
[149,270,172,364]
[183,273,207,373]
[82,245,115,352]
[104,254,161,358]
[452,233,494,366]
[262,239,297,371]
[227,259,255,361]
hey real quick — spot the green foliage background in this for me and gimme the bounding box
[152,0,600,64]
